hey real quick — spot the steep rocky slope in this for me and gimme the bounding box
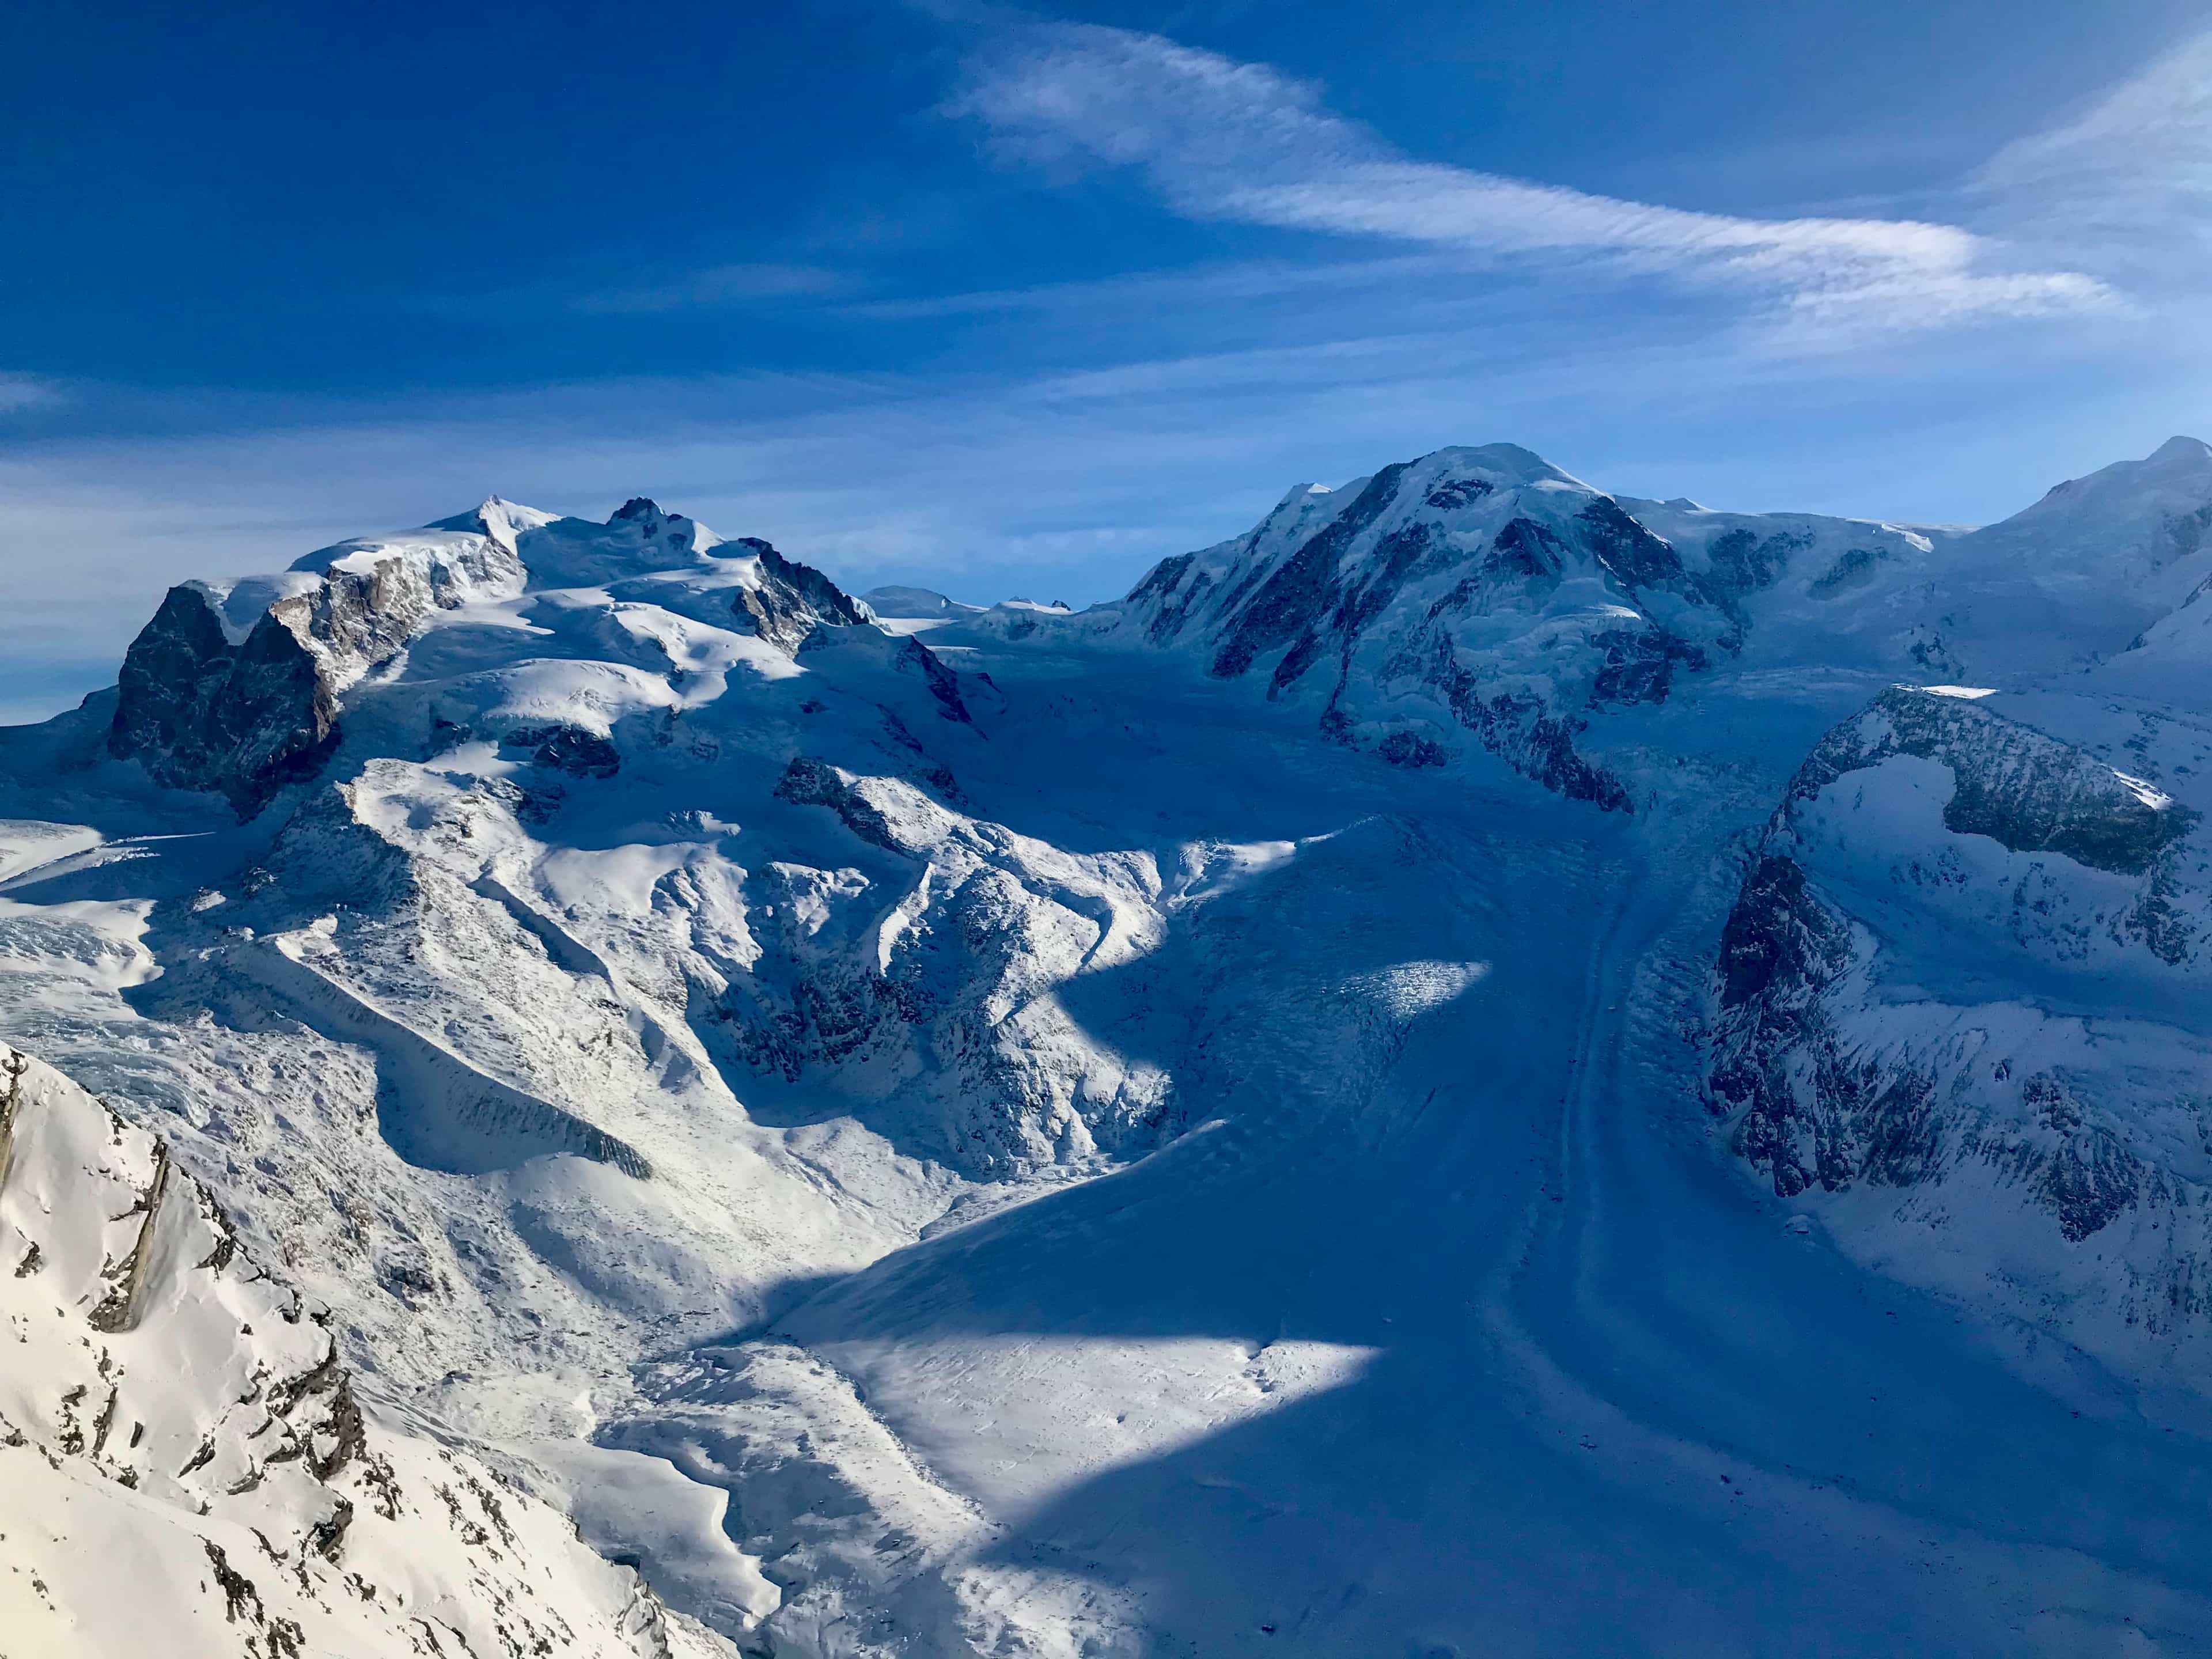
[1707,679,2212,1382]
[1685,446,2212,1389]
[105,497,881,819]
[0,1040,731,1659]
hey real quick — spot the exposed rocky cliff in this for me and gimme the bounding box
[729,534,878,652]
[109,579,344,816]
[1706,684,2212,1372]
[106,502,529,816]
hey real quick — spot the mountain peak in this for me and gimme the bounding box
[1415,441,1581,488]
[861,585,986,620]
[2149,434,2212,471]
[2003,435,2212,531]
[419,495,559,551]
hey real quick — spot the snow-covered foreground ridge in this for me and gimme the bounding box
[0,1040,729,1658]
[2,438,2212,1654]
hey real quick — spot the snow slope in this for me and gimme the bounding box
[0,1040,731,1659]
[4,441,2212,1654]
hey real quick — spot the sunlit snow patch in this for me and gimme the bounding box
[1343,959,1490,1019]
[801,1332,1384,1507]
[0,820,105,886]
[1170,838,1299,906]
[0,896,161,1008]
[2111,770,2177,811]
[532,1441,783,1631]
[184,572,323,645]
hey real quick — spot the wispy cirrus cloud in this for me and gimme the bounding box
[1972,28,2212,281]
[569,262,858,315]
[0,373,65,412]
[948,22,2111,340]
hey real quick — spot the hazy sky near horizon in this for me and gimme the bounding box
[4,0,2210,718]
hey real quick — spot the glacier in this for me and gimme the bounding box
[3,438,2212,1653]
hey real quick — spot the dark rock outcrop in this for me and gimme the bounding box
[774,757,906,852]
[1789,687,2196,876]
[501,723,622,779]
[1808,544,1887,598]
[1703,525,1808,599]
[109,586,341,818]
[1209,464,1412,682]
[108,523,526,817]
[1706,854,1860,1196]
[899,634,972,724]
[1577,497,1691,592]
[1589,624,1706,707]
[1709,686,2207,1249]
[729,537,876,653]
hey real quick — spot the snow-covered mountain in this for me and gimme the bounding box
[1096,437,2212,809]
[6,441,2212,1654]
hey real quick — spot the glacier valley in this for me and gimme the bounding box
[6,440,2212,1655]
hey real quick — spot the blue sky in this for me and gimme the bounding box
[4,0,2210,718]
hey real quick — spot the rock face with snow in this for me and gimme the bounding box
[726,533,878,652]
[1106,437,2212,811]
[756,752,1172,1170]
[108,579,341,817]
[1111,444,1947,808]
[105,495,878,817]
[107,501,535,815]
[0,1041,729,1659]
[1684,448,2212,1379]
[1707,680,2212,1372]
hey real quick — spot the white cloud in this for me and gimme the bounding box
[949,22,2109,338]
[0,374,65,412]
[1972,28,2212,277]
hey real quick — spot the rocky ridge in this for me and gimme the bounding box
[1706,683,2212,1370]
[105,497,880,819]
[0,1040,731,1659]
[1097,438,2212,812]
